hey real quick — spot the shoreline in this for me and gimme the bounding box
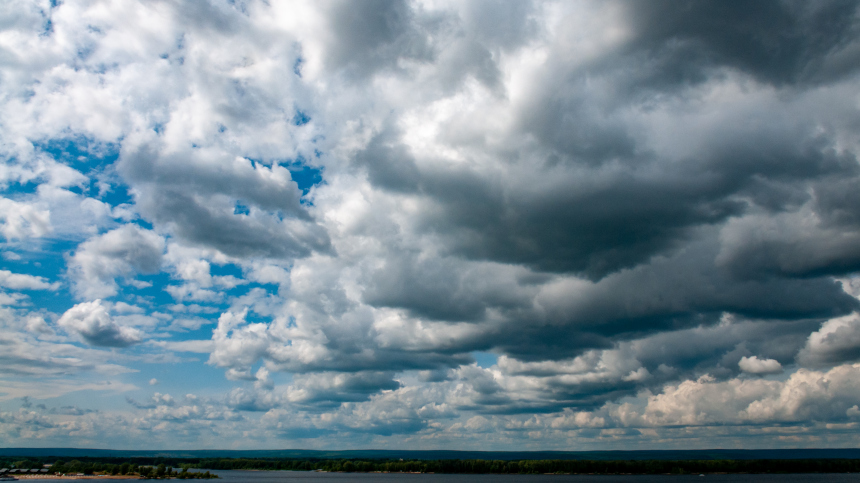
[12,477,140,480]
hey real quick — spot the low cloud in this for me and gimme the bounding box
[58,300,143,347]
[68,225,165,299]
[0,198,52,240]
[0,270,60,291]
[798,313,860,366]
[738,356,783,375]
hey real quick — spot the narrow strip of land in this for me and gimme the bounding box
[5,456,860,476]
[14,476,139,480]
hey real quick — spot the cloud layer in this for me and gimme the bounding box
[1,0,860,449]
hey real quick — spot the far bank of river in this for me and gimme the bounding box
[191,469,860,483]
[12,476,138,480]
[9,468,860,482]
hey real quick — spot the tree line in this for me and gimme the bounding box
[191,457,860,474]
[0,459,216,479]
[5,456,860,475]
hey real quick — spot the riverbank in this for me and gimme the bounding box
[13,477,139,480]
[12,475,216,480]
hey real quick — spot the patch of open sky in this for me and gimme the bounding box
[242,307,273,326]
[0,238,76,314]
[288,160,323,196]
[248,156,324,199]
[132,218,154,231]
[472,351,498,369]
[132,272,177,307]
[40,11,53,37]
[2,178,40,196]
[293,56,304,77]
[129,362,236,400]
[97,179,134,207]
[293,109,311,126]
[20,286,76,317]
[175,319,221,341]
[0,238,72,275]
[34,136,120,174]
[210,262,244,279]
[233,201,251,215]
[48,367,228,414]
[65,172,131,204]
[221,284,261,306]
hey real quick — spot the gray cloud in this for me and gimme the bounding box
[323,0,434,77]
[798,313,860,366]
[120,144,331,261]
[58,300,142,347]
[288,371,401,407]
[5,0,860,449]
[625,0,860,87]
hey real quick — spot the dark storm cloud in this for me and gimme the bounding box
[624,0,860,87]
[489,236,857,361]
[719,225,860,280]
[241,0,860,418]
[351,227,857,367]
[345,121,860,367]
[356,123,856,282]
[355,132,736,279]
[815,177,860,227]
[631,319,820,376]
[340,1,860,385]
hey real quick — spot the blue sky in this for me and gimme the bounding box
[3,0,860,451]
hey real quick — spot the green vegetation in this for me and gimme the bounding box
[190,457,860,474]
[0,458,217,479]
[3,455,860,475]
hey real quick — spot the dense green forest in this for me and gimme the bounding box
[1,459,216,479]
[4,456,860,475]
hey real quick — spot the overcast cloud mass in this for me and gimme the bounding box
[2,0,860,450]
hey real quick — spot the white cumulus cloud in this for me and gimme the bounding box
[58,300,143,347]
[0,270,60,291]
[738,356,783,374]
[68,225,165,299]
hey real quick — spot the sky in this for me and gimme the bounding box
[2,0,860,451]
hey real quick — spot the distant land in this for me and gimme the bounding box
[1,448,858,461]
